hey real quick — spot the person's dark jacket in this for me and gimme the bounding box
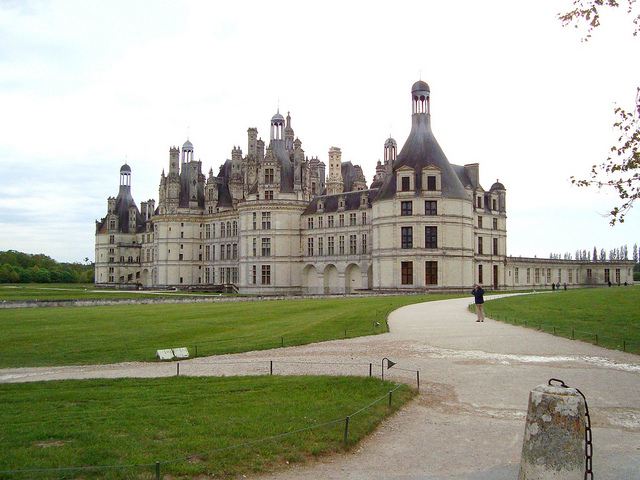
[471,287,485,304]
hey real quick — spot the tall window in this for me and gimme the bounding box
[401,261,413,285]
[328,236,335,255]
[535,268,540,283]
[493,238,498,255]
[318,237,324,256]
[232,244,238,259]
[557,268,562,282]
[339,214,344,227]
[252,238,257,256]
[109,235,115,244]
[261,237,271,257]
[492,199,497,210]
[401,201,413,216]
[205,245,210,261]
[339,236,345,255]
[349,213,357,226]
[401,176,411,191]
[546,268,551,283]
[362,212,367,224]
[261,265,271,285]
[477,237,483,255]
[232,221,238,236]
[425,201,437,216]
[252,212,257,230]
[349,235,357,254]
[308,217,314,229]
[318,217,323,228]
[586,268,592,280]
[478,216,483,228]
[328,215,334,228]
[426,175,436,191]
[226,244,231,260]
[425,261,437,285]
[526,268,530,283]
[264,168,274,183]
[514,267,519,284]
[205,224,211,239]
[362,234,367,253]
[252,265,257,284]
[401,226,413,249]
[568,269,573,283]
[478,264,483,284]
[476,196,482,208]
[493,218,498,230]
[221,222,226,237]
[604,268,610,283]
[261,212,271,229]
[425,226,437,249]
[307,237,314,256]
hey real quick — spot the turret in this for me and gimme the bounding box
[247,128,258,158]
[107,196,116,214]
[257,138,265,161]
[284,111,295,150]
[169,146,180,175]
[326,146,343,195]
[384,137,397,173]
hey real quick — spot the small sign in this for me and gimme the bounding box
[172,347,189,359]
[156,349,174,361]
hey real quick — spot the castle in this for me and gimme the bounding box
[95,81,634,293]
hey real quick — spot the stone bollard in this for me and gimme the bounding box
[518,383,587,479]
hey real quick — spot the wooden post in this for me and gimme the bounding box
[155,461,160,480]
[343,416,350,444]
[388,390,392,407]
[270,360,273,375]
[176,362,180,377]
[369,363,372,377]
[416,371,420,391]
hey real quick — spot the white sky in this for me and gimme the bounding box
[0,0,638,263]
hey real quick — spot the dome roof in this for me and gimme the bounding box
[183,139,193,150]
[490,180,506,191]
[120,163,131,173]
[271,111,285,123]
[384,137,397,147]
[411,80,430,93]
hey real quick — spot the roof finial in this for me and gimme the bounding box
[187,124,190,141]
[419,69,422,80]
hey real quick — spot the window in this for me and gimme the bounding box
[477,237,483,255]
[264,190,274,200]
[252,265,257,284]
[492,199,497,210]
[401,261,413,285]
[349,234,357,254]
[221,222,226,237]
[219,267,224,283]
[557,269,562,283]
[339,236,345,255]
[514,267,519,284]
[205,268,210,284]
[425,261,438,285]
[232,243,238,259]
[362,212,367,225]
[232,268,238,284]
[328,216,334,228]
[493,238,498,255]
[535,268,540,283]
[349,213,357,226]
[479,264,484,284]
[109,220,116,230]
[401,201,413,216]
[425,226,437,249]
[401,226,413,249]
[232,221,237,236]
[586,268,592,280]
[546,268,551,283]
[261,212,271,229]
[401,176,411,191]
[226,244,231,260]
[426,175,436,191]
[179,253,183,261]
[604,268,610,283]
[615,268,620,284]
[261,237,271,257]
[226,222,231,236]
[221,246,225,260]
[180,231,184,239]
[252,238,257,256]
[425,201,437,216]
[478,216,483,228]
[212,245,215,260]
[328,236,335,255]
[526,268,531,283]
[308,217,314,229]
[252,212,257,230]
[307,237,314,256]
[318,217,323,228]
[109,235,115,244]
[261,265,271,285]
[318,237,324,256]
[568,269,573,283]
[205,224,211,239]
[205,245,210,261]
[493,218,498,230]
[339,214,344,227]
[362,234,367,253]
[264,168,274,184]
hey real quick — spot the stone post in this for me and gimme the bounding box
[518,383,586,479]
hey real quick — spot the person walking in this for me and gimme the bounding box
[472,284,485,322]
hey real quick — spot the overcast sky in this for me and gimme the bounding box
[0,0,638,263]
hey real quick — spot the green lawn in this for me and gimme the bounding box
[0,376,414,479]
[0,284,228,301]
[483,286,640,353]
[0,294,462,368]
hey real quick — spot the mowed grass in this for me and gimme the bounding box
[0,294,462,368]
[483,286,640,353]
[0,284,226,301]
[0,376,415,479]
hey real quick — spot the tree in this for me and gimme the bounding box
[633,243,638,262]
[560,1,640,224]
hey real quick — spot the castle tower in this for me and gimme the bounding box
[271,111,285,141]
[247,128,258,158]
[120,163,131,188]
[169,146,179,175]
[412,80,430,115]
[230,146,244,202]
[181,139,194,163]
[326,146,343,195]
[384,137,397,173]
[284,112,295,150]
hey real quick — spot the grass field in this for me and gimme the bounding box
[0,294,463,368]
[0,376,414,479]
[483,286,640,353]
[0,284,230,301]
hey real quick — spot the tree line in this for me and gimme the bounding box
[549,243,640,263]
[0,250,94,284]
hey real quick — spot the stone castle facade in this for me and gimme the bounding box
[95,81,634,293]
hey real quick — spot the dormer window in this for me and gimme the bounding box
[264,168,274,184]
[492,198,497,210]
[338,196,345,210]
[427,176,436,191]
[401,176,411,191]
[317,200,324,212]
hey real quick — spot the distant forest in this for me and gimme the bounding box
[0,251,93,283]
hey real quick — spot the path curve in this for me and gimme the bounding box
[2,295,639,479]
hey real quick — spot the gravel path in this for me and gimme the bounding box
[2,294,639,479]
